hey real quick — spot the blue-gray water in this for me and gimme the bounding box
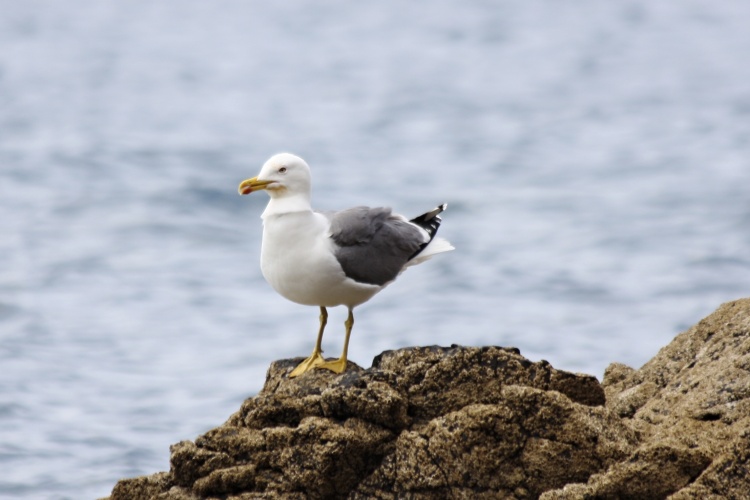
[2,1,750,498]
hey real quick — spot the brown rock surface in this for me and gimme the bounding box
[105,299,750,499]
[546,297,750,499]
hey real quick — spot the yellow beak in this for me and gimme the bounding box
[238,177,274,195]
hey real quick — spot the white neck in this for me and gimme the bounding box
[261,192,313,219]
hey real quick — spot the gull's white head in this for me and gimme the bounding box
[238,153,312,198]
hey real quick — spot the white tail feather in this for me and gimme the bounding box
[405,237,454,267]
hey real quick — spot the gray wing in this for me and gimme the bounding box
[327,206,426,286]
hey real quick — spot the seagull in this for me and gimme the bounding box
[238,153,453,377]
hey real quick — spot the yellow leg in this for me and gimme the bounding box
[289,307,328,378]
[317,308,354,374]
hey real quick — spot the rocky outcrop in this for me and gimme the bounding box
[106,298,750,499]
[545,297,750,499]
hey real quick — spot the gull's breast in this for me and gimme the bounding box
[260,212,379,307]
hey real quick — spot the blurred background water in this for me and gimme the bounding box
[1,1,749,497]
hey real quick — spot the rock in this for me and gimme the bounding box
[109,472,172,499]
[545,298,750,498]
[540,444,711,500]
[105,298,750,499]
[352,386,635,499]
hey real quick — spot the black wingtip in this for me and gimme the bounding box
[407,204,448,261]
[409,203,448,239]
[413,203,447,221]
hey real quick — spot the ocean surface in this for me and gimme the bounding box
[1,1,749,498]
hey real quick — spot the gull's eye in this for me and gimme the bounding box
[279,167,287,173]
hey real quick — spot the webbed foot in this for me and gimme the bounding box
[289,350,326,378]
[316,357,348,374]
